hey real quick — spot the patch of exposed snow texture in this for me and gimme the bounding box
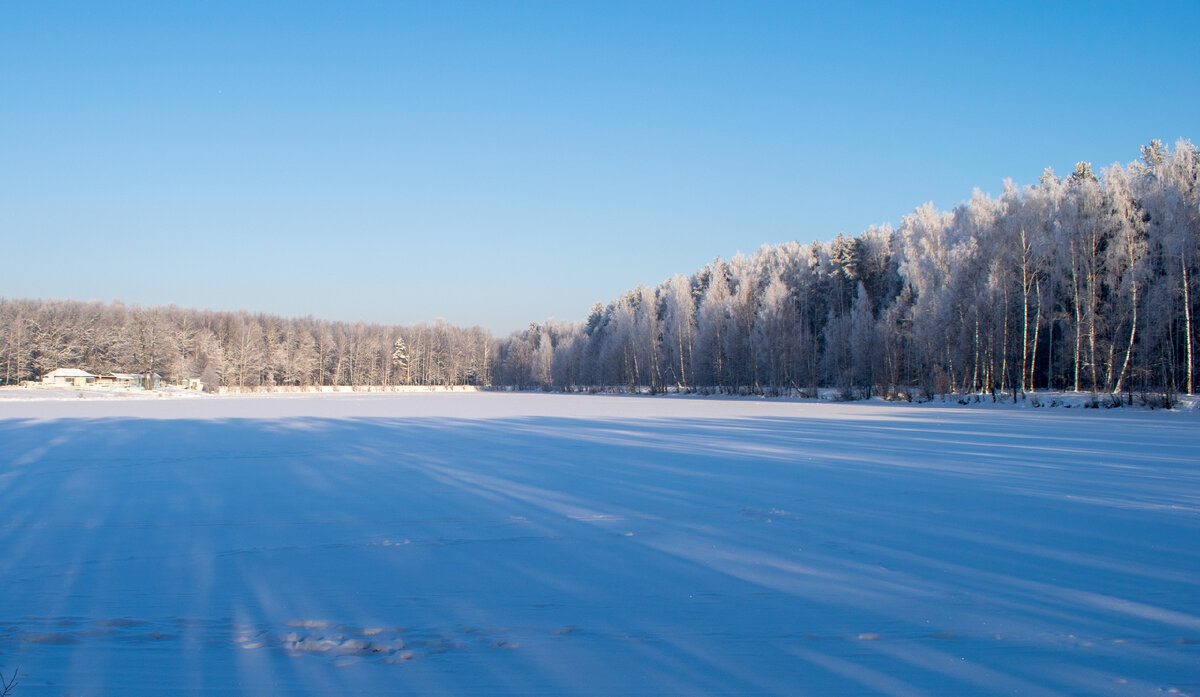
[0,393,1197,695]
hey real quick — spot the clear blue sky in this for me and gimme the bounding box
[2,1,1197,334]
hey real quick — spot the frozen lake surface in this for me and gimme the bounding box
[1,392,1197,695]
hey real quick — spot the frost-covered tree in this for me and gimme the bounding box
[391,336,410,385]
[492,141,1198,398]
[692,260,733,388]
[660,275,696,387]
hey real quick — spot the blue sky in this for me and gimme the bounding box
[2,1,1197,333]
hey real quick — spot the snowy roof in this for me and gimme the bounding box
[45,368,96,378]
[110,373,144,380]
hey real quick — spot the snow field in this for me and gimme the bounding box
[0,392,1197,695]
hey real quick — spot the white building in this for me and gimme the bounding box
[99,373,163,389]
[41,368,98,386]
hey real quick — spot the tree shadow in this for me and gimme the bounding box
[1,409,1197,695]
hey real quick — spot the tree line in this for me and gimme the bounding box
[0,300,492,389]
[495,140,1198,398]
[3,140,1196,397]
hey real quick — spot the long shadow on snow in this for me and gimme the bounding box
[0,412,1197,696]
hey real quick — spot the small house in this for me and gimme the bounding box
[109,373,144,388]
[102,373,163,389]
[41,368,98,386]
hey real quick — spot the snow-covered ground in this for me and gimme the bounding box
[1,392,1197,696]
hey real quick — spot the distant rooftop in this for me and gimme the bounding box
[44,368,96,378]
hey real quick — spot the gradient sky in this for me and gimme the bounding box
[3,1,1197,334]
